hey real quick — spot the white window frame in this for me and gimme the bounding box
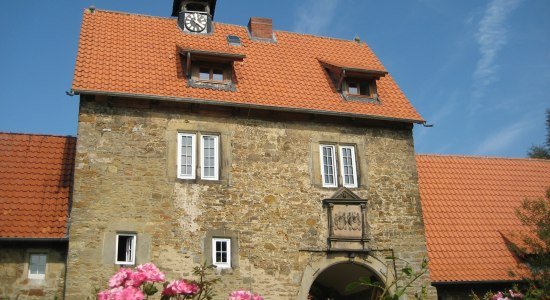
[115,233,137,265]
[177,133,197,179]
[28,253,47,280]
[200,134,220,180]
[320,144,338,188]
[212,238,231,269]
[339,145,358,188]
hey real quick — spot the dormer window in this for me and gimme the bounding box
[319,60,387,103]
[181,49,245,91]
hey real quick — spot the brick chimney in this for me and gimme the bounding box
[248,17,273,40]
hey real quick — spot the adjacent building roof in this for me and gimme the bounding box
[416,155,550,283]
[72,9,424,123]
[0,133,76,239]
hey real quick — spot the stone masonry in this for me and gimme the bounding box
[65,95,435,299]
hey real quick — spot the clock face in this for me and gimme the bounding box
[184,12,207,33]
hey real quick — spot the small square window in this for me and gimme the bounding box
[115,233,136,265]
[346,79,374,97]
[28,253,47,280]
[212,238,231,268]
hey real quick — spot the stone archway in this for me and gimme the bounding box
[309,262,384,300]
[297,255,391,300]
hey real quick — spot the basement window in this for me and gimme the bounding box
[115,233,136,265]
[28,253,47,280]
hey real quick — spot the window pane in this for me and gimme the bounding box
[212,69,223,81]
[322,146,335,185]
[29,254,47,275]
[199,68,210,80]
[348,82,358,95]
[117,235,134,263]
[359,82,370,96]
[180,135,194,177]
[202,136,217,179]
[340,146,356,186]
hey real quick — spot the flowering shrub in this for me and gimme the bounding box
[228,290,264,300]
[471,288,524,300]
[97,263,264,300]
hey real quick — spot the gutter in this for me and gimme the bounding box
[71,89,426,125]
[0,237,69,242]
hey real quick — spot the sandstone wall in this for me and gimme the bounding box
[66,95,435,299]
[0,241,66,299]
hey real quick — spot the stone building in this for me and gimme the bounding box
[65,0,434,299]
[0,132,76,299]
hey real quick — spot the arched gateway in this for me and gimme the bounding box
[309,262,384,299]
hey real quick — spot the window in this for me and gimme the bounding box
[320,145,338,188]
[320,144,359,188]
[212,238,231,268]
[193,62,230,84]
[177,132,220,180]
[115,233,136,265]
[345,80,374,97]
[28,253,47,280]
[201,135,219,180]
[177,133,197,179]
[339,145,358,188]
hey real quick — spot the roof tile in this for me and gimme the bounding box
[416,155,550,282]
[0,132,76,239]
[72,10,423,123]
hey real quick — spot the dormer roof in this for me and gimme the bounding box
[72,9,424,123]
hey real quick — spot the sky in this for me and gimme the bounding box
[0,0,549,157]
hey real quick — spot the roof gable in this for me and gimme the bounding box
[0,133,76,239]
[416,155,550,282]
[72,9,423,123]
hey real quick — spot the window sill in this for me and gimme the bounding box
[188,79,235,91]
[343,93,380,104]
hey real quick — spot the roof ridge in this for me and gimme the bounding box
[0,131,76,139]
[88,9,367,45]
[85,8,175,20]
[415,153,550,162]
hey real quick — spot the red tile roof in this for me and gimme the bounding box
[72,9,424,123]
[0,133,76,239]
[416,155,550,283]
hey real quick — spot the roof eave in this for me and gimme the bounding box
[0,237,69,242]
[72,89,425,124]
[431,279,525,286]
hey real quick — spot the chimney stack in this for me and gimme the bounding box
[248,17,273,40]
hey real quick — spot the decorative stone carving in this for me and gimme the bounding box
[323,188,369,251]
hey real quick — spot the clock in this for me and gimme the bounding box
[184,12,208,33]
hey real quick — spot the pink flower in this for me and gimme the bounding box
[117,286,145,300]
[97,286,145,300]
[229,290,264,300]
[125,271,148,287]
[136,263,165,282]
[509,290,523,298]
[162,280,200,296]
[109,268,132,288]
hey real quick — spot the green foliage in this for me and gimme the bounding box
[528,109,550,159]
[191,263,220,300]
[512,188,550,299]
[346,256,429,300]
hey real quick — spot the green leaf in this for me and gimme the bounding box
[346,282,361,292]
[402,266,413,276]
[358,276,372,285]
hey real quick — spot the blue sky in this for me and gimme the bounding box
[0,0,548,157]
